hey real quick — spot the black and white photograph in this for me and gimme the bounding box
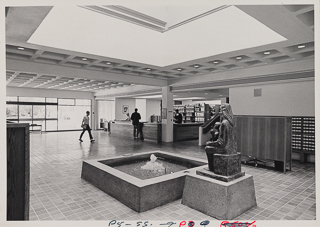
[1,0,318,227]
[123,105,129,114]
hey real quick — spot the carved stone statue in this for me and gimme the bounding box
[205,103,240,175]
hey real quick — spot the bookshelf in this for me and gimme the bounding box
[173,103,212,123]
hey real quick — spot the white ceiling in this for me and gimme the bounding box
[5,4,315,100]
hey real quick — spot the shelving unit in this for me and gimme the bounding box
[173,103,212,123]
[173,105,185,113]
[195,104,205,122]
[185,105,195,123]
[291,117,315,163]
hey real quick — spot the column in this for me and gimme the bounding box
[161,86,173,142]
[93,99,98,130]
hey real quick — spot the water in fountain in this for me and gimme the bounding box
[141,154,165,172]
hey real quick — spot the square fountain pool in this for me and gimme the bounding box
[81,151,207,212]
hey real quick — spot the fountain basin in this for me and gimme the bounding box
[81,151,207,212]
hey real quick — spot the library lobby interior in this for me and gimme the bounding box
[4,2,317,225]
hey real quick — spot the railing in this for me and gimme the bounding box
[201,113,220,134]
[198,113,220,146]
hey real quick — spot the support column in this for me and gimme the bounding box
[161,86,173,142]
[93,99,98,130]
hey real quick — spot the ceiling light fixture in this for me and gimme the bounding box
[264,51,270,55]
[177,68,182,71]
[298,45,305,49]
[146,68,151,71]
[17,47,25,50]
[106,62,112,65]
[82,58,87,61]
[213,61,219,64]
[194,65,200,68]
[236,56,242,60]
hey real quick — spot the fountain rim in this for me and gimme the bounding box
[83,150,207,187]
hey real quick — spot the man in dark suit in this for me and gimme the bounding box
[174,109,183,124]
[131,108,141,139]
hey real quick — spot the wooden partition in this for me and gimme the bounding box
[173,123,203,142]
[234,116,292,173]
[7,123,30,220]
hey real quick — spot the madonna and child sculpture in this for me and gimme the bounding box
[202,103,242,180]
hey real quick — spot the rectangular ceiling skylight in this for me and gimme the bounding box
[28,5,286,67]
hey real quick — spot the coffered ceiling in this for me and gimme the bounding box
[5,4,315,98]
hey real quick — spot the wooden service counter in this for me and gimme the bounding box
[109,121,162,143]
[173,123,203,142]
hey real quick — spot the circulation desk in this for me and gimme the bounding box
[109,121,162,143]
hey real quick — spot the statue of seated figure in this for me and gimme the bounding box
[205,103,237,172]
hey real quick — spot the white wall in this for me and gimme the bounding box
[146,99,161,122]
[229,80,315,116]
[114,98,135,120]
[135,99,147,122]
[97,100,114,122]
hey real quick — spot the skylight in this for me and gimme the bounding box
[27,5,287,67]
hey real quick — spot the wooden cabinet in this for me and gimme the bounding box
[234,116,292,173]
[7,123,30,220]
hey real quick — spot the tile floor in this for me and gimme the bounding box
[28,130,316,221]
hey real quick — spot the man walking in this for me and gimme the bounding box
[131,108,141,139]
[79,111,95,142]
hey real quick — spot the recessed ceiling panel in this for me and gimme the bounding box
[28,5,286,67]
[126,3,224,27]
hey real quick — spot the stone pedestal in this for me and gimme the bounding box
[197,168,245,182]
[213,153,241,176]
[181,174,257,220]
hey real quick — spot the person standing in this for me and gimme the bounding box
[79,111,95,142]
[131,108,141,139]
[174,109,183,124]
